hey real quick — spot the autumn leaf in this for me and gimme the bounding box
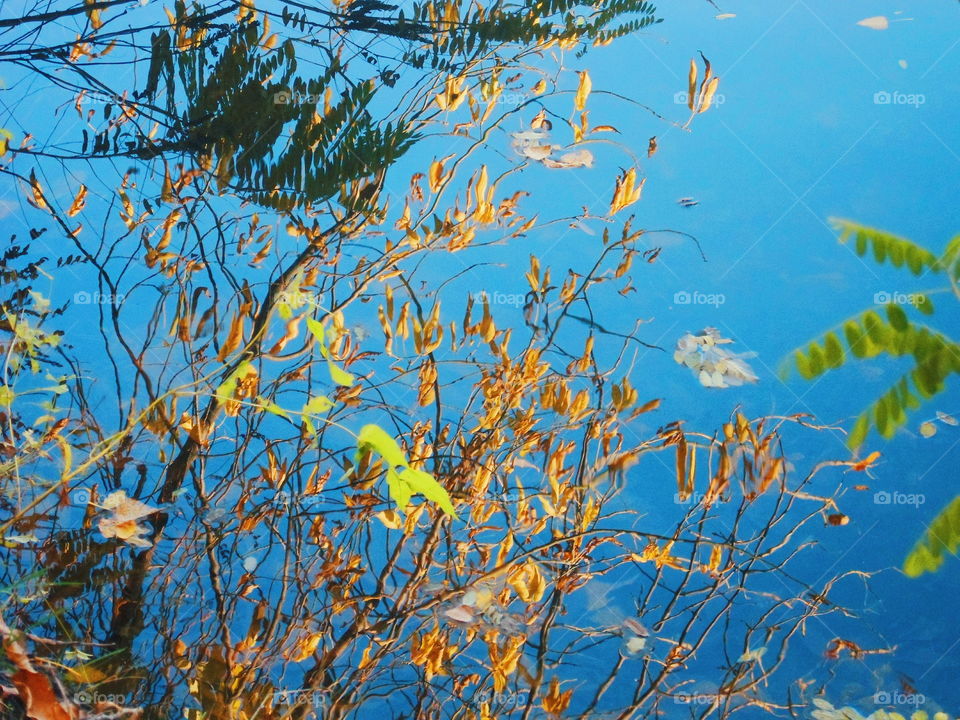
[543,676,573,716]
[608,168,645,215]
[574,70,592,112]
[98,490,159,547]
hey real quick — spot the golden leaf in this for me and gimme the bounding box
[287,632,323,662]
[543,676,573,715]
[687,58,697,111]
[217,310,246,362]
[67,185,87,217]
[574,70,592,112]
[608,169,645,215]
[698,76,721,113]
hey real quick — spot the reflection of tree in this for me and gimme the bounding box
[785,219,960,578]
[0,2,884,719]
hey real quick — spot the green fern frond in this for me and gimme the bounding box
[904,496,960,577]
[784,307,960,447]
[830,217,940,276]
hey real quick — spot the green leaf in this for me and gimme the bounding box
[915,294,934,315]
[355,424,458,519]
[807,344,826,376]
[824,332,844,368]
[258,397,291,420]
[794,350,814,380]
[886,304,908,332]
[302,394,333,416]
[215,361,255,404]
[903,496,960,577]
[847,412,870,449]
[326,358,355,387]
[386,467,413,510]
[306,317,326,348]
[356,423,408,469]
[396,467,458,518]
[875,397,890,438]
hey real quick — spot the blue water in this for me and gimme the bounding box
[2,0,959,717]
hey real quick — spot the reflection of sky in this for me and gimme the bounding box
[2,0,960,714]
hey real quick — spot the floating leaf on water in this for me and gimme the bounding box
[738,646,766,663]
[444,605,475,623]
[919,421,938,438]
[936,410,958,426]
[98,490,159,547]
[674,328,758,389]
[857,15,889,30]
[716,13,736,20]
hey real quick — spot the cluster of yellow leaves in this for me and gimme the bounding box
[609,168,645,215]
[484,631,525,691]
[543,676,574,716]
[507,560,546,603]
[634,539,685,571]
[411,625,458,680]
[286,631,323,663]
[436,75,467,111]
[686,53,721,114]
[663,413,791,506]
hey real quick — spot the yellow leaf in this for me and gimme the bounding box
[574,70,591,112]
[543,676,574,715]
[608,168,645,215]
[287,632,322,662]
[217,310,245,362]
[687,59,697,111]
[698,76,721,113]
